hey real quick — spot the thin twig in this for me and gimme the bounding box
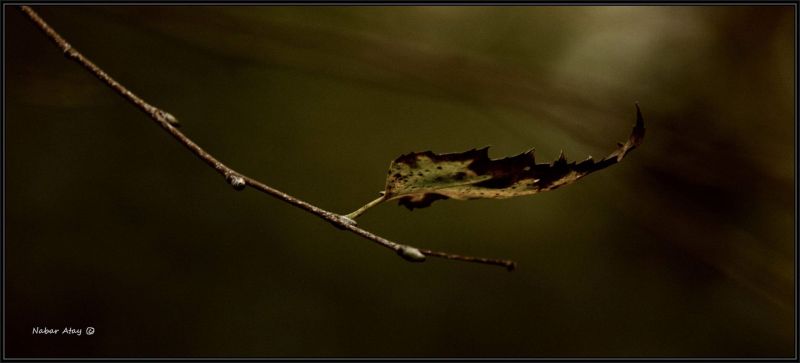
[19,6,516,271]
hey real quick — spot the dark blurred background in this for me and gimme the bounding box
[4,5,795,358]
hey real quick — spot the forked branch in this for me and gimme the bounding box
[20,6,516,271]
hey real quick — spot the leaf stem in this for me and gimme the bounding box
[19,6,516,271]
[344,194,387,220]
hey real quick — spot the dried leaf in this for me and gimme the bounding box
[384,105,645,210]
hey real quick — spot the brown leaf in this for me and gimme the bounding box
[384,105,645,210]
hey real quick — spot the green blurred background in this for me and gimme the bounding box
[5,5,795,358]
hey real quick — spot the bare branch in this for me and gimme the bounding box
[19,6,516,271]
